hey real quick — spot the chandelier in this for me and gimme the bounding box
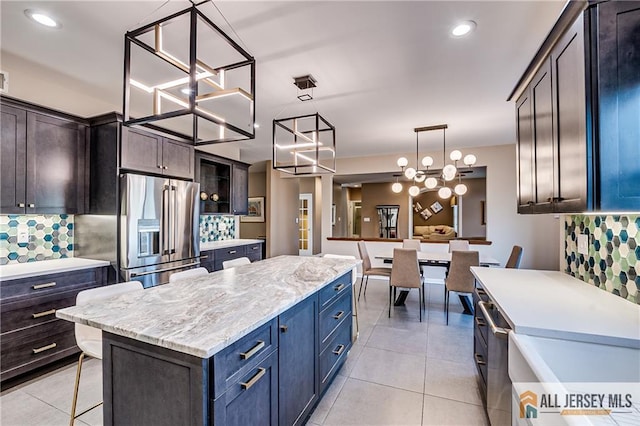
[272,75,336,175]
[123,2,255,145]
[393,124,477,198]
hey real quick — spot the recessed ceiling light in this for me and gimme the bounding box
[24,9,61,28]
[254,123,260,129]
[451,20,476,37]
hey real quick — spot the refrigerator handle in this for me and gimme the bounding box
[170,184,177,255]
[162,184,170,256]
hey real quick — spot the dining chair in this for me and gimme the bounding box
[389,248,424,321]
[448,240,470,252]
[505,245,523,269]
[168,267,209,283]
[70,281,144,425]
[402,239,421,251]
[323,253,359,339]
[444,250,479,325]
[222,257,251,269]
[356,240,391,300]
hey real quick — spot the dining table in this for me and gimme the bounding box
[375,250,501,313]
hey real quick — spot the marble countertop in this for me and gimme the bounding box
[0,258,111,280]
[57,255,360,358]
[200,239,263,251]
[471,267,640,348]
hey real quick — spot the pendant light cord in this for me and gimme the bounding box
[127,0,172,31]
[208,1,252,54]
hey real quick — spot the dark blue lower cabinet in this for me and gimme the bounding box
[278,296,318,426]
[213,349,278,426]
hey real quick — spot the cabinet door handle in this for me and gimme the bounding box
[280,325,288,333]
[240,367,266,390]
[157,165,162,169]
[474,353,486,366]
[32,282,56,290]
[229,250,237,254]
[333,311,345,320]
[240,340,265,360]
[332,344,345,356]
[18,203,25,208]
[28,203,35,208]
[33,343,57,354]
[475,317,486,327]
[478,301,510,338]
[334,283,345,292]
[32,309,57,319]
[164,166,168,170]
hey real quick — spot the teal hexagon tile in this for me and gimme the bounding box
[0,214,75,264]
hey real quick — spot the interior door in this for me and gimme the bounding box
[298,193,313,256]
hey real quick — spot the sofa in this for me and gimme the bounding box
[413,225,456,241]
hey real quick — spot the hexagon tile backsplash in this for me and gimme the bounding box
[566,215,639,304]
[0,215,74,265]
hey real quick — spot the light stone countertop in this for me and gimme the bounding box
[57,255,360,358]
[471,267,640,348]
[200,239,263,251]
[0,258,111,281]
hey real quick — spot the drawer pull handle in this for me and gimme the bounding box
[280,325,288,333]
[332,344,345,356]
[32,309,57,319]
[229,250,236,254]
[240,367,266,390]
[333,311,345,320]
[475,317,486,327]
[474,353,486,366]
[334,283,345,292]
[28,203,35,208]
[33,282,56,290]
[18,203,25,208]
[33,343,57,354]
[240,340,265,360]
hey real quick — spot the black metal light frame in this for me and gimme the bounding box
[273,113,336,175]
[123,1,255,145]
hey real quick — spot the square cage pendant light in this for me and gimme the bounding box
[273,113,336,175]
[123,1,255,145]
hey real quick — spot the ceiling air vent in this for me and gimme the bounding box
[0,71,8,93]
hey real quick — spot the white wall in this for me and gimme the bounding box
[322,144,561,271]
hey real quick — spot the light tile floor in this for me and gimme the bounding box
[0,278,489,426]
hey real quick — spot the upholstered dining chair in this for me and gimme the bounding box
[444,250,479,325]
[505,245,524,269]
[448,240,470,252]
[402,239,422,251]
[389,248,424,321]
[70,281,144,425]
[222,257,251,269]
[168,267,209,282]
[356,240,391,300]
[323,253,359,339]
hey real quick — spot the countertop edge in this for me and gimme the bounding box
[0,258,112,281]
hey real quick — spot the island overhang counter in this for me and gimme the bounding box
[57,255,360,426]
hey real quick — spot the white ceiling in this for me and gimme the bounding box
[1,1,565,164]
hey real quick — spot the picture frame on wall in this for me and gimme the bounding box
[430,201,443,214]
[241,197,265,222]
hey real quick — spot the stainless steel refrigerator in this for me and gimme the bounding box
[120,174,200,288]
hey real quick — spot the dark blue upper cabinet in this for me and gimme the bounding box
[589,0,640,211]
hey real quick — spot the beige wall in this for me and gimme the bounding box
[266,164,299,257]
[459,178,487,238]
[239,170,267,239]
[412,192,454,230]
[322,144,561,271]
[360,183,410,239]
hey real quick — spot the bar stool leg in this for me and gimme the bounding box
[69,352,85,426]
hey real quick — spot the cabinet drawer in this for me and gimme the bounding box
[212,318,277,398]
[1,268,103,301]
[245,244,262,262]
[1,319,76,373]
[318,273,351,310]
[319,289,351,351]
[213,246,247,270]
[0,287,96,333]
[212,349,278,426]
[319,319,351,393]
[474,312,488,348]
[473,325,488,387]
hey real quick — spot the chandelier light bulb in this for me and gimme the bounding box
[449,150,462,161]
[438,186,452,199]
[442,164,457,181]
[463,154,477,166]
[391,182,403,193]
[425,177,438,189]
[454,183,468,196]
[405,167,417,179]
[409,185,420,197]
[421,156,434,167]
[414,173,426,183]
[397,157,409,168]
